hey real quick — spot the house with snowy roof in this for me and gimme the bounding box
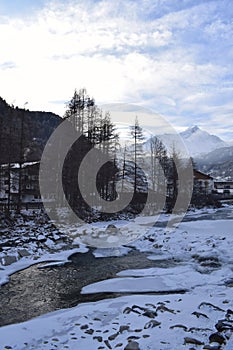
[214,181,233,195]
[193,169,214,194]
[0,162,41,206]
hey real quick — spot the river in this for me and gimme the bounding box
[0,205,232,327]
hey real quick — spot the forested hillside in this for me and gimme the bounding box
[0,97,61,164]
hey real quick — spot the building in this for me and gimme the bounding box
[21,162,41,203]
[0,162,41,206]
[214,181,233,195]
[193,169,214,194]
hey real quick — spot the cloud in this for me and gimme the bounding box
[0,0,232,140]
[0,61,17,69]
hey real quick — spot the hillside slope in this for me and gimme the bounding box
[0,97,62,164]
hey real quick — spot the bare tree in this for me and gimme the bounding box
[64,88,95,135]
[120,143,128,192]
[63,88,119,211]
[130,116,145,193]
[149,136,168,192]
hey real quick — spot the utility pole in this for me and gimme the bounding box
[7,110,13,213]
[17,102,27,212]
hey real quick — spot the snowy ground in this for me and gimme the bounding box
[0,206,233,349]
[0,209,89,285]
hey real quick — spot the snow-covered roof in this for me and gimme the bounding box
[193,169,213,180]
[0,161,39,169]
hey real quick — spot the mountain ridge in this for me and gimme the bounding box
[155,125,229,157]
[0,96,62,164]
[195,145,233,180]
[179,125,228,156]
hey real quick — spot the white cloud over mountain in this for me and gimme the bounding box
[0,0,232,140]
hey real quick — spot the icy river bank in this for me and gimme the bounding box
[0,205,232,349]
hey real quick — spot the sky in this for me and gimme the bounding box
[0,0,233,140]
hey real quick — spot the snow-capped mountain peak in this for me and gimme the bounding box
[180,125,200,139]
[179,126,227,156]
[157,126,228,157]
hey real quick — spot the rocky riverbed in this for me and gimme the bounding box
[0,206,233,349]
[0,250,177,326]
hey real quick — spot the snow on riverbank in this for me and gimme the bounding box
[0,246,88,286]
[0,207,233,349]
[0,289,232,349]
[0,209,89,285]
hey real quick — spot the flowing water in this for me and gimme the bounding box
[0,205,232,327]
[0,250,177,326]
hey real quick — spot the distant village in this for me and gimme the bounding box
[0,160,232,212]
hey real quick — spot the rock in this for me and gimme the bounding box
[52,233,60,241]
[80,324,89,330]
[104,339,112,349]
[200,261,221,268]
[124,341,140,350]
[184,337,204,345]
[93,336,103,342]
[192,311,209,319]
[45,238,54,247]
[156,305,175,313]
[123,307,132,314]
[108,332,118,341]
[144,320,161,329]
[131,305,147,314]
[198,302,224,312]
[127,336,140,340]
[170,324,188,331]
[189,326,212,332]
[224,278,233,287]
[145,303,156,308]
[215,320,233,332]
[52,338,59,342]
[37,234,46,241]
[203,344,221,350]
[142,310,157,318]
[1,255,17,266]
[106,224,118,234]
[18,249,31,257]
[119,325,130,333]
[209,333,226,345]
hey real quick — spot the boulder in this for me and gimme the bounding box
[209,333,226,345]
[1,255,17,266]
[124,341,140,350]
[106,224,118,234]
[18,249,31,258]
[144,320,161,329]
[184,337,204,346]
